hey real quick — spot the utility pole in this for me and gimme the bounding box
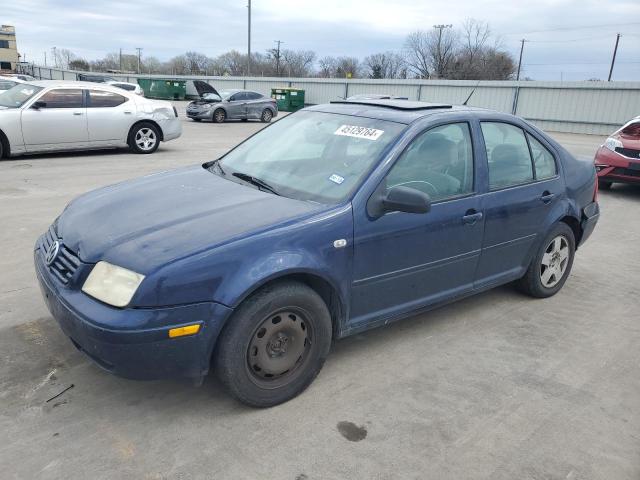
[433,24,452,78]
[608,33,621,82]
[136,47,143,74]
[119,48,122,72]
[247,0,251,76]
[52,46,57,67]
[516,39,526,81]
[274,40,284,76]
[44,51,47,66]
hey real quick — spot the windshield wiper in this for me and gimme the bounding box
[232,172,281,196]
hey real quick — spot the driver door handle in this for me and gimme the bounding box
[72,111,83,116]
[540,191,555,203]
[462,210,483,225]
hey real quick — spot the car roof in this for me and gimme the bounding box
[307,99,492,125]
[22,80,135,93]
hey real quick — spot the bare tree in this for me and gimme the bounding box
[317,56,337,77]
[404,31,431,78]
[364,51,407,79]
[335,56,360,78]
[281,49,316,77]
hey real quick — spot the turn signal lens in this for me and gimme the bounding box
[169,324,201,338]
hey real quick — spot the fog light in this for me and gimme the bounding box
[169,324,201,338]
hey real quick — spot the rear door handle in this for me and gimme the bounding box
[124,111,132,115]
[72,112,83,116]
[540,191,555,203]
[462,210,483,225]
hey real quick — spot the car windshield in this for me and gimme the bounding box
[212,110,406,203]
[218,90,237,99]
[0,83,43,108]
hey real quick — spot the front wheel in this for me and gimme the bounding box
[598,178,612,190]
[128,122,160,154]
[260,109,273,123]
[517,222,575,298]
[212,109,226,123]
[214,281,332,407]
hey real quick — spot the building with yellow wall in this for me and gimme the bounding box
[0,25,19,72]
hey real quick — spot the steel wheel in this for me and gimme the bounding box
[540,235,570,288]
[134,128,157,151]
[246,309,311,388]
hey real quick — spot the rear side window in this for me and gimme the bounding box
[231,92,247,101]
[386,122,474,202]
[89,90,127,107]
[38,89,84,108]
[246,92,262,100]
[527,133,557,179]
[481,122,533,190]
[113,83,136,91]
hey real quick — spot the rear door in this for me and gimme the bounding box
[85,89,131,145]
[245,91,264,119]
[227,92,248,119]
[21,88,88,151]
[475,121,563,288]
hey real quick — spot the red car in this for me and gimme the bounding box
[594,117,640,189]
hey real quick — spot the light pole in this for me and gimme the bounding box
[247,0,252,76]
[432,24,452,78]
[274,40,284,76]
[136,47,143,74]
[608,33,621,82]
[516,39,527,81]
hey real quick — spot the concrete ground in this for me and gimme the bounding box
[0,104,638,479]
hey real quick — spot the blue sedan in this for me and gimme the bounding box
[35,100,599,407]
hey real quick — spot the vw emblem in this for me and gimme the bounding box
[45,241,60,266]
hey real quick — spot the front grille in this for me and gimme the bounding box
[40,225,80,285]
[612,167,640,178]
[615,147,640,159]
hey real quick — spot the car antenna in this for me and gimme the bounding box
[462,80,482,106]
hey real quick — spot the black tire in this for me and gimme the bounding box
[215,281,332,407]
[261,109,273,123]
[0,139,4,159]
[598,178,612,190]
[212,109,226,123]
[517,222,575,298]
[192,118,202,122]
[128,122,160,154]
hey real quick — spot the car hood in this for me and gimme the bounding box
[193,80,219,97]
[57,166,323,274]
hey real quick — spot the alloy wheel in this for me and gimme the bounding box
[135,128,157,151]
[540,235,570,288]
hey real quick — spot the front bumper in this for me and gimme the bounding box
[186,107,213,120]
[595,146,640,184]
[34,246,232,381]
[579,201,599,246]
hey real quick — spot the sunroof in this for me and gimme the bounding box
[330,100,453,111]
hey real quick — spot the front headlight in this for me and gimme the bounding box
[202,103,214,109]
[604,137,623,152]
[82,261,145,307]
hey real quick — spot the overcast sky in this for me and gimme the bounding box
[5,0,640,80]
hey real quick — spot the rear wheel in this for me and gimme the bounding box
[0,140,4,159]
[517,223,575,298]
[261,109,273,123]
[598,178,612,190]
[213,109,226,123]
[215,281,332,407]
[128,122,160,154]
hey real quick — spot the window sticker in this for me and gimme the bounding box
[334,125,384,141]
[329,174,345,185]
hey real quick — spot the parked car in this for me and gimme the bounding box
[34,100,599,407]
[0,77,25,92]
[594,116,640,189]
[0,80,181,158]
[1,73,35,82]
[186,80,277,123]
[107,80,144,96]
[77,73,116,83]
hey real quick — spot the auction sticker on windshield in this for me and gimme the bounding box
[334,125,384,141]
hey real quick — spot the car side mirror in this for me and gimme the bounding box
[31,101,46,109]
[368,185,431,218]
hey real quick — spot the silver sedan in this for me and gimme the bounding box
[0,80,182,158]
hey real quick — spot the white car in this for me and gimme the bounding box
[0,77,25,92]
[0,80,181,157]
[107,80,144,96]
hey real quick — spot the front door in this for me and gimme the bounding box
[226,92,247,119]
[21,88,88,151]
[350,122,484,327]
[474,121,563,288]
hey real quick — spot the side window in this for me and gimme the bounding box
[89,90,127,107]
[481,122,533,190]
[231,92,247,102]
[246,92,262,100]
[386,123,474,202]
[527,133,557,179]
[38,89,84,108]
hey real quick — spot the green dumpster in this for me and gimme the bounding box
[137,79,187,100]
[271,87,305,112]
